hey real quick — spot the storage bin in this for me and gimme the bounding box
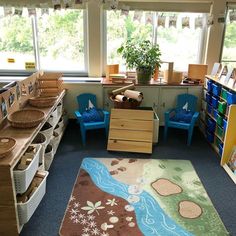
[57,102,63,117]
[32,133,47,164]
[54,123,63,135]
[207,118,216,133]
[214,136,221,147]
[212,96,219,109]
[213,109,218,120]
[216,125,224,139]
[206,130,214,143]
[201,100,207,111]
[219,143,223,156]
[17,171,48,225]
[223,118,227,133]
[44,144,54,171]
[14,145,41,194]
[48,108,58,126]
[226,91,236,105]
[39,122,54,145]
[207,80,213,92]
[212,83,221,96]
[218,101,227,115]
[207,103,213,115]
[49,131,60,154]
[206,92,212,104]
[216,113,223,126]
[221,88,228,100]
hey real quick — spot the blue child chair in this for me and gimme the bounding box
[74,93,110,146]
[164,93,199,146]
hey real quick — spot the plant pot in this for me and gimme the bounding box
[136,67,152,84]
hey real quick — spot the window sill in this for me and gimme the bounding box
[0,76,103,84]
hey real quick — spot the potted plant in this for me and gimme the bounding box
[117,39,161,84]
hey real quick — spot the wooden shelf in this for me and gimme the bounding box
[222,164,236,184]
[0,88,66,235]
[0,90,66,168]
[206,75,236,93]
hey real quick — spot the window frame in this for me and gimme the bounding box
[220,4,236,66]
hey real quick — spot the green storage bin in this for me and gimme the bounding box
[216,114,223,126]
[221,88,228,101]
[218,101,227,115]
[214,135,221,146]
[216,125,224,139]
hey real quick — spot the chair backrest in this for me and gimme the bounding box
[77,93,97,113]
[176,93,197,112]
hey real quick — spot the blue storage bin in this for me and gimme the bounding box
[206,92,212,104]
[226,91,236,105]
[212,83,221,96]
[207,118,216,133]
[212,96,219,108]
[219,143,223,156]
[223,118,227,133]
[206,130,214,143]
[213,109,218,119]
[207,80,213,92]
[207,103,213,114]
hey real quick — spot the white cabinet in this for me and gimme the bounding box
[103,85,202,126]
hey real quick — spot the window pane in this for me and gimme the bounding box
[37,9,85,72]
[106,10,153,71]
[157,13,204,72]
[221,8,236,68]
[0,8,35,71]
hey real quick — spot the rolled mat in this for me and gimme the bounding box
[115,95,127,102]
[124,90,143,102]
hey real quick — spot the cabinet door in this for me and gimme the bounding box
[103,87,116,111]
[188,87,202,112]
[137,86,159,113]
[158,87,188,125]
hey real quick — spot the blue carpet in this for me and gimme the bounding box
[20,120,236,236]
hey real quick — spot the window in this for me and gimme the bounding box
[106,10,153,71]
[37,9,85,72]
[221,5,236,68]
[106,10,206,72]
[0,7,86,75]
[0,8,35,71]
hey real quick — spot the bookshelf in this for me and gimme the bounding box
[201,73,236,183]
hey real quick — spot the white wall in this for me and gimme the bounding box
[63,83,103,118]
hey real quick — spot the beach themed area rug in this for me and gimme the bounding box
[59,158,229,236]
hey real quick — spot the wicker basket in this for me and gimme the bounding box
[29,96,57,108]
[109,96,142,109]
[8,110,45,128]
[0,137,16,158]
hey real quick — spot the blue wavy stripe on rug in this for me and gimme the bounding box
[81,158,193,236]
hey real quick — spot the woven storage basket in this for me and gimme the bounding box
[29,96,57,108]
[109,96,141,109]
[0,137,16,158]
[8,110,45,128]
